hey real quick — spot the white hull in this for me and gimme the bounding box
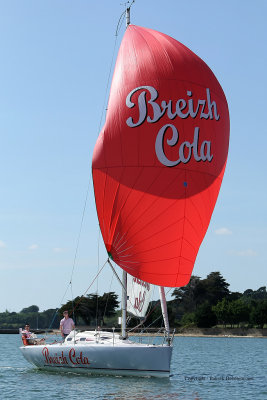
[20,331,173,378]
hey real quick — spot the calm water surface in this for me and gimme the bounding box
[0,334,266,399]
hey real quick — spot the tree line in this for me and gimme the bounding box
[1,272,266,329]
[58,292,119,327]
[0,305,60,330]
[169,272,267,329]
[0,293,119,330]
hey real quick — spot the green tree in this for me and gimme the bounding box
[195,301,217,328]
[172,275,201,322]
[243,287,267,301]
[77,294,99,325]
[227,292,242,301]
[212,298,230,327]
[250,300,267,328]
[213,298,250,327]
[172,276,201,311]
[180,312,196,327]
[171,272,230,324]
[58,296,82,323]
[20,305,39,313]
[40,309,60,329]
[0,306,59,329]
[59,292,120,327]
[243,289,254,299]
[228,299,250,327]
[139,301,162,328]
[201,272,230,306]
[138,300,175,329]
[99,292,120,324]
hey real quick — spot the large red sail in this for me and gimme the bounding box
[92,25,230,287]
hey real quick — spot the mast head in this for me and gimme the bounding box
[126,7,130,27]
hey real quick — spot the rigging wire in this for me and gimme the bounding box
[127,287,172,333]
[66,0,135,306]
[47,173,92,330]
[97,29,119,134]
[47,282,72,330]
[65,4,131,320]
[71,260,108,316]
[50,16,120,330]
[69,174,92,287]
[117,0,135,35]
[95,228,101,328]
[102,272,115,323]
[65,11,124,321]
[107,258,138,312]
[48,260,108,332]
[69,175,92,321]
[69,1,133,304]
[98,0,136,131]
[48,1,137,330]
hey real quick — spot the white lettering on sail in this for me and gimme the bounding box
[126,86,164,127]
[134,291,146,312]
[127,275,152,318]
[155,125,213,167]
[132,277,150,291]
[126,86,220,126]
[126,86,218,167]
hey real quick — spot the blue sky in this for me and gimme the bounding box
[0,0,266,312]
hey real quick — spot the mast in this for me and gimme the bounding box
[107,259,127,339]
[121,270,127,339]
[119,0,132,341]
[126,7,130,27]
[159,286,170,338]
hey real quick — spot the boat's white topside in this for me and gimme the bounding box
[20,329,169,348]
[59,330,165,347]
[19,330,173,377]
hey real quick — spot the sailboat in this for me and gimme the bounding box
[20,273,173,377]
[20,6,229,377]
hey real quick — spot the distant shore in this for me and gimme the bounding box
[172,327,267,338]
[130,328,267,338]
[3,327,266,337]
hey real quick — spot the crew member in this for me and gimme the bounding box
[60,310,75,339]
[21,324,32,345]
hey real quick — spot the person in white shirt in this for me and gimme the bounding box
[60,310,75,339]
[21,323,32,344]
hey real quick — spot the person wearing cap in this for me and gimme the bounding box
[21,323,33,345]
[21,323,45,346]
[60,310,75,339]
[22,324,32,338]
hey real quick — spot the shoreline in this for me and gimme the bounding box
[2,327,266,338]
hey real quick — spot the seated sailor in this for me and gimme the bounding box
[21,323,34,345]
[21,323,45,346]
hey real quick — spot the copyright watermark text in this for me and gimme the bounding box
[184,375,254,382]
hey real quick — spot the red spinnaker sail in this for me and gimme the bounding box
[92,25,230,287]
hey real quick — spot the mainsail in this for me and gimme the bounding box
[92,25,230,287]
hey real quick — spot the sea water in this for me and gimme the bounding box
[0,334,266,400]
